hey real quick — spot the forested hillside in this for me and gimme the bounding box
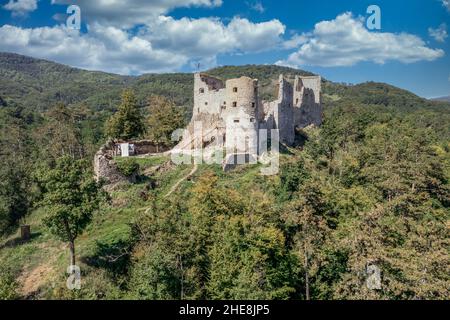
[3,52,447,113]
[0,53,449,300]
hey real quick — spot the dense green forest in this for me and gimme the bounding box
[0,53,449,300]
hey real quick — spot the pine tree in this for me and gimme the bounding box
[105,90,145,140]
[146,95,185,151]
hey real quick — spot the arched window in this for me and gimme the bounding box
[199,88,205,94]
[233,87,238,93]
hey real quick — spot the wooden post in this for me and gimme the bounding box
[21,225,31,241]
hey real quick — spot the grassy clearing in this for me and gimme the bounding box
[114,155,168,168]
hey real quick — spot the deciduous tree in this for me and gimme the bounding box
[147,95,185,151]
[106,90,145,140]
[39,156,104,266]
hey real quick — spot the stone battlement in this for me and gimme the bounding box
[174,72,322,157]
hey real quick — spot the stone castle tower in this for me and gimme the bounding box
[173,72,322,159]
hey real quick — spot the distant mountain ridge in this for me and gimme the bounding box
[0,52,448,113]
[431,96,450,103]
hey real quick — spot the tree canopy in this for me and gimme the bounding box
[105,90,146,140]
[38,156,104,266]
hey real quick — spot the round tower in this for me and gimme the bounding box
[222,76,259,156]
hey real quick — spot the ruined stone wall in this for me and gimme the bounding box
[263,75,295,145]
[300,76,321,104]
[276,75,295,145]
[94,140,168,185]
[112,140,170,156]
[134,140,170,155]
[194,73,225,116]
[173,72,323,160]
[94,140,128,185]
[173,113,224,151]
[293,76,322,128]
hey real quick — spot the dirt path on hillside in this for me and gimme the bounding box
[165,164,198,198]
[18,262,56,297]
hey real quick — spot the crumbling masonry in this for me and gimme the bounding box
[94,72,323,183]
[173,73,322,158]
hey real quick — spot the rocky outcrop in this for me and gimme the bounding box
[94,139,171,186]
[93,140,128,185]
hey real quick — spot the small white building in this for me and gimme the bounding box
[119,143,135,157]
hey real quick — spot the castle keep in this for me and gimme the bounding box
[95,72,323,183]
[174,72,322,158]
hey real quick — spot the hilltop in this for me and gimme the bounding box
[1,52,447,114]
[0,52,449,300]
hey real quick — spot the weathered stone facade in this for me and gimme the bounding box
[94,139,170,185]
[93,140,128,185]
[174,72,322,157]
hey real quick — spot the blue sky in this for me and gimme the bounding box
[0,0,449,98]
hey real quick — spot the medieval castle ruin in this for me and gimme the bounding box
[95,72,322,183]
[173,72,322,160]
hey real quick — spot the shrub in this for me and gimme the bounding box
[116,159,140,177]
[0,265,18,300]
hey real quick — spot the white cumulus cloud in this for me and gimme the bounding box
[282,33,308,49]
[0,24,186,74]
[429,23,448,42]
[3,0,38,16]
[51,0,223,28]
[0,15,285,75]
[0,0,284,74]
[142,16,284,56]
[442,0,450,11]
[277,13,445,68]
[247,1,265,13]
